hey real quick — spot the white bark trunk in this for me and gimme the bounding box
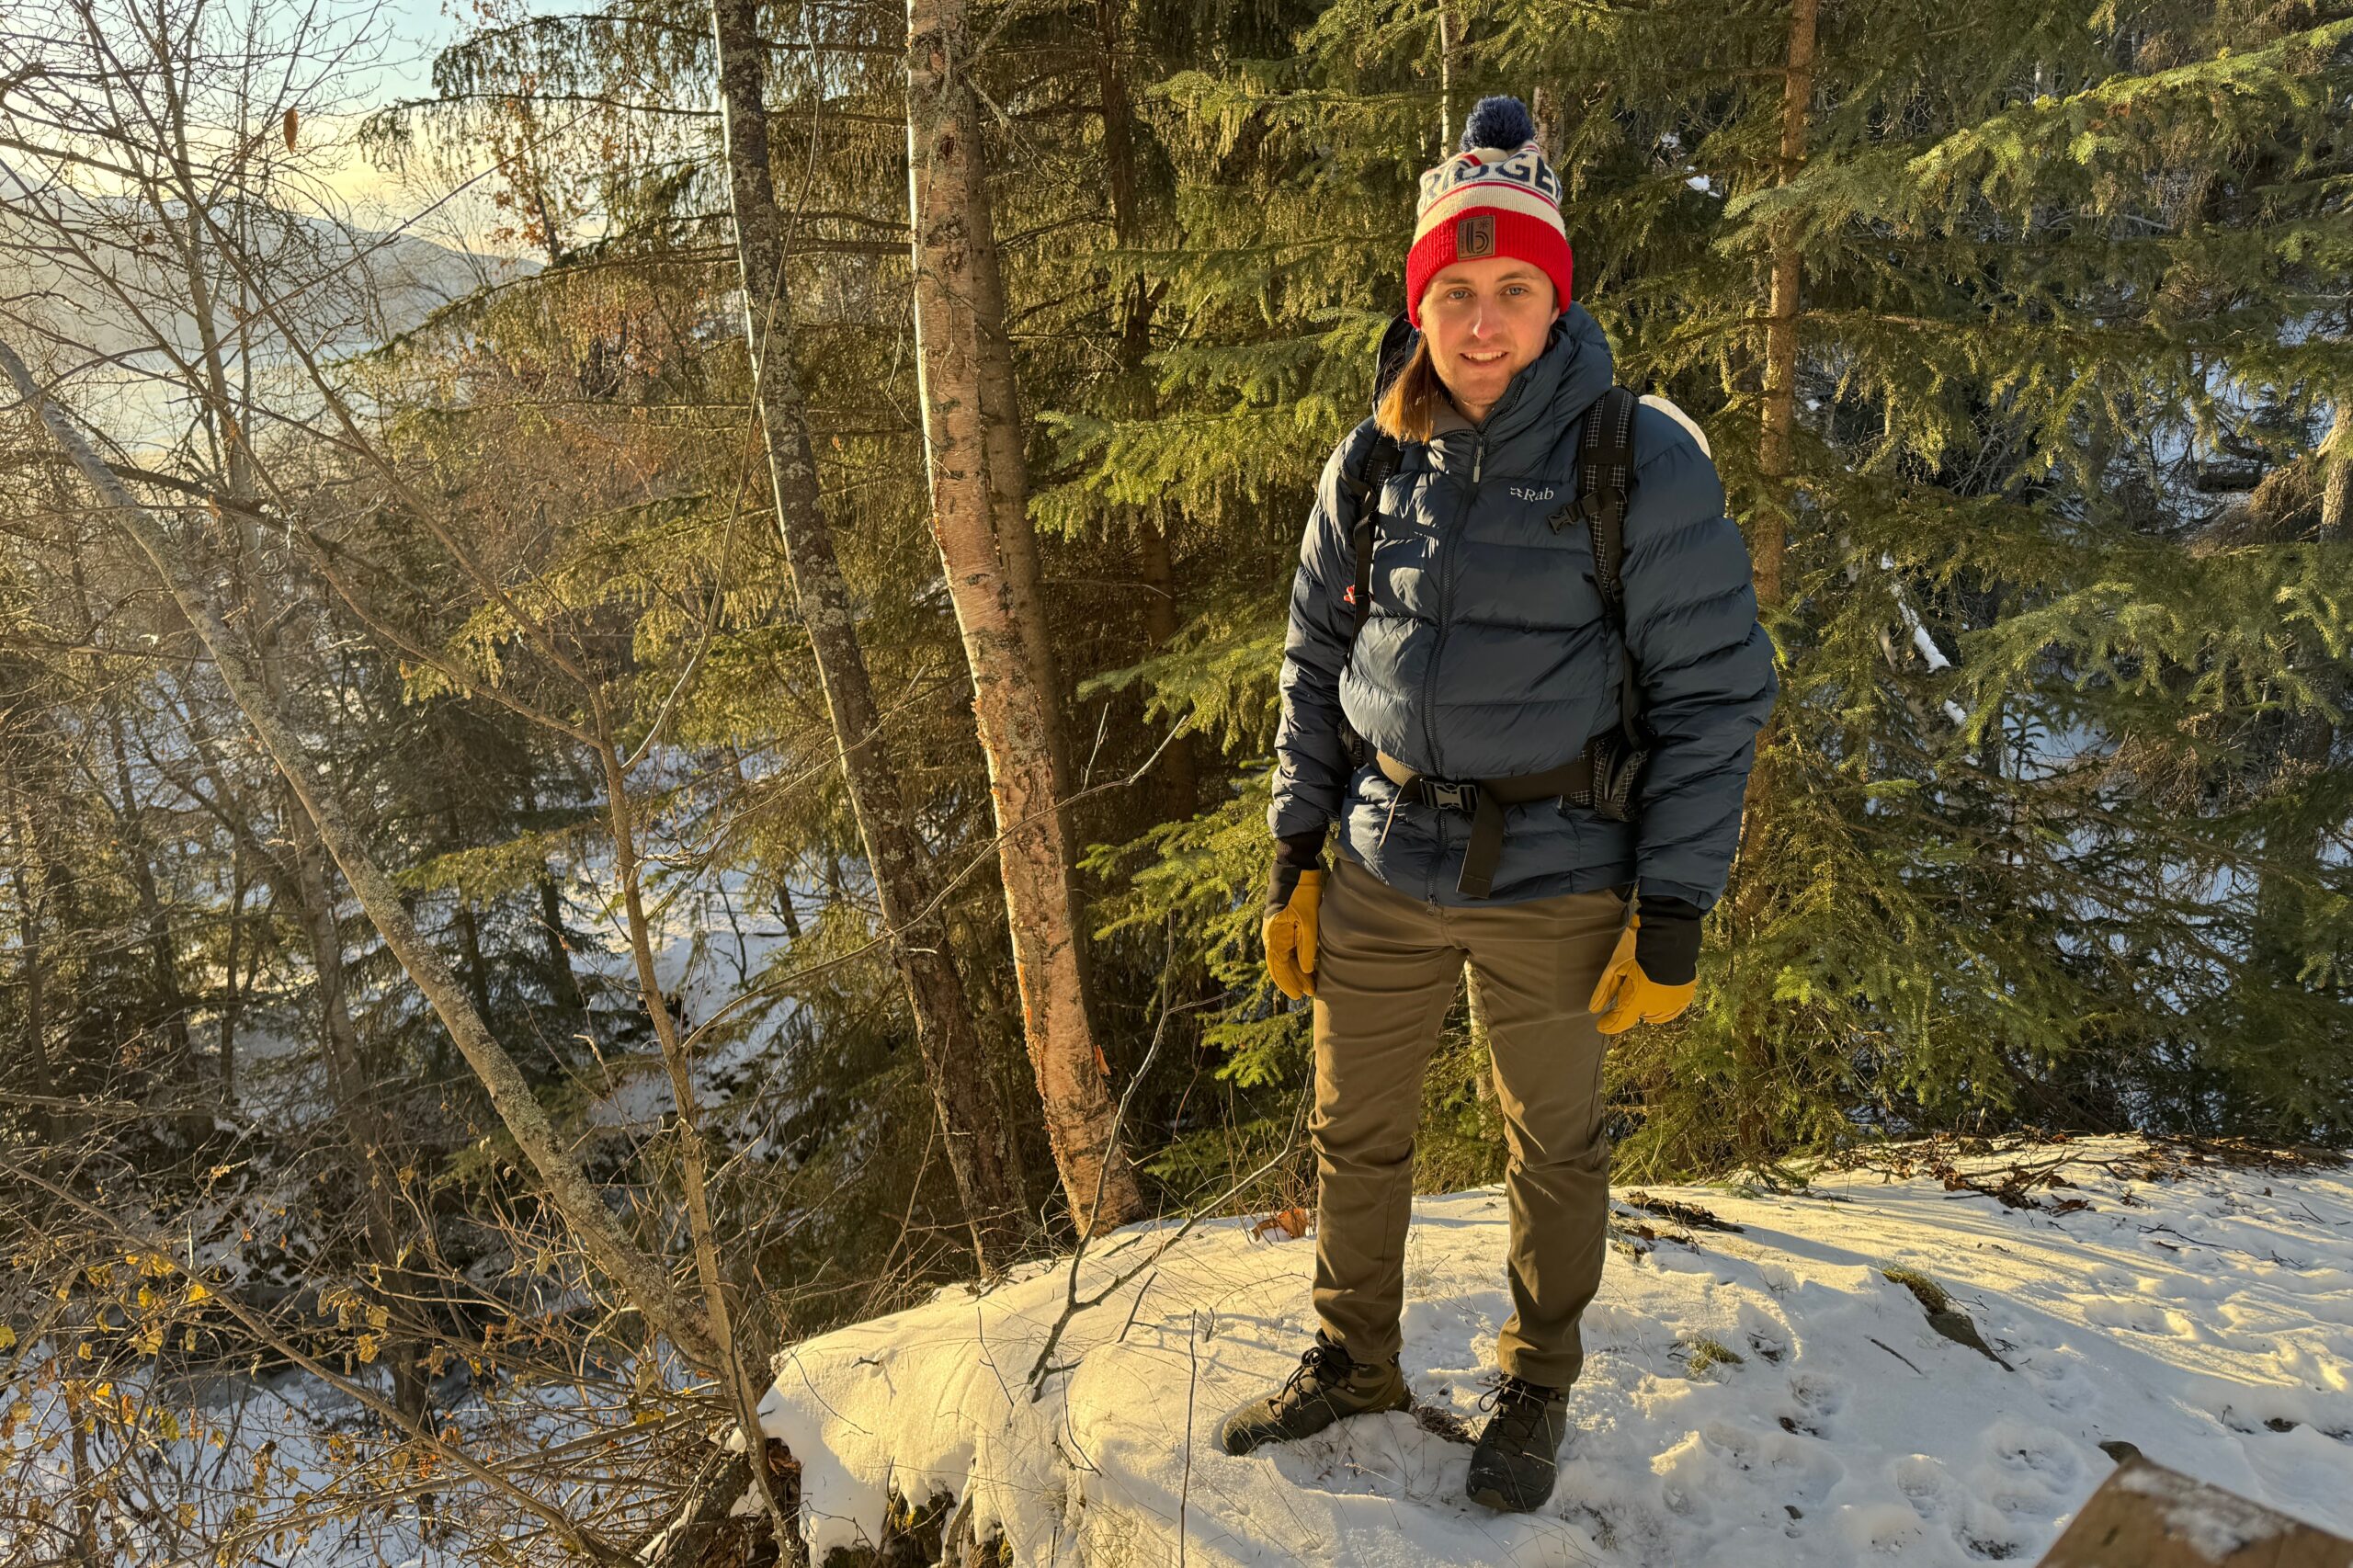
[904,0,1145,1230]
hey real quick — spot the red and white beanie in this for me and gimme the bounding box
[1405,96,1574,328]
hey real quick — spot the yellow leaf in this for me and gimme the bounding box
[186,1281,211,1304]
[0,1324,17,1352]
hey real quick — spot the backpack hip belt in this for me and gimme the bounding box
[1374,750,1595,900]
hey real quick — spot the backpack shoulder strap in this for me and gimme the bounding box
[1572,385,1639,604]
[1559,385,1644,734]
[1344,432,1404,636]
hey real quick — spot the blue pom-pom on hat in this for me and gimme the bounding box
[1461,95,1536,153]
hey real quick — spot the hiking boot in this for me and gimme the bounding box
[1466,1374,1569,1512]
[1217,1332,1410,1456]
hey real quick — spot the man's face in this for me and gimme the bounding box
[1418,256,1558,419]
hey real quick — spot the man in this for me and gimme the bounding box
[1218,95,1776,1514]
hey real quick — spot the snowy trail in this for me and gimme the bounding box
[758,1139,2353,1565]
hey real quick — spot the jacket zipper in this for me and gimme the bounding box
[1420,431,1483,776]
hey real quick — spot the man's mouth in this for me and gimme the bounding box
[1462,349,1507,366]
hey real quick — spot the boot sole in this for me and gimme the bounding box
[1221,1391,1413,1457]
[1466,1481,1550,1514]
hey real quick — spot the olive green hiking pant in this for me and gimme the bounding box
[1311,856,1629,1390]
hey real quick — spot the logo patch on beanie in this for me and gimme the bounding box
[1457,212,1495,257]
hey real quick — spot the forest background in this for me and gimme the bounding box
[0,0,2347,1560]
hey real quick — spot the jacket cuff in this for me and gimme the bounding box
[1633,894,1703,986]
[1273,830,1327,870]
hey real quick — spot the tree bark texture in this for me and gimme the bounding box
[0,332,725,1373]
[906,0,1146,1231]
[710,0,1028,1267]
[2321,400,2350,546]
[962,153,1068,783]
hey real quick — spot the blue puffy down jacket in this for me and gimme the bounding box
[1269,303,1777,911]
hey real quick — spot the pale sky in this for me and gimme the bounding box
[320,0,527,244]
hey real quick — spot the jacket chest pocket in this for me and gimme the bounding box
[1457,478,1608,632]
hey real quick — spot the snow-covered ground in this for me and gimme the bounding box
[758,1137,2353,1566]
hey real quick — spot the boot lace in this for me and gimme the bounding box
[1279,1337,1356,1404]
[1477,1373,1558,1424]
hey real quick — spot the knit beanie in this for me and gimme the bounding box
[1405,96,1574,328]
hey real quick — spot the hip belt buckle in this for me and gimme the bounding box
[1422,778,1477,814]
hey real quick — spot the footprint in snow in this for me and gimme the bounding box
[1736,1299,1796,1364]
[1789,1371,1846,1421]
[1895,1451,2035,1560]
[1967,1415,2083,1521]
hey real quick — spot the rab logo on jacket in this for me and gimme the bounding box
[1509,485,1556,503]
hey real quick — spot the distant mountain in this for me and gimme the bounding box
[0,185,535,457]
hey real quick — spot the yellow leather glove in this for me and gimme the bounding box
[1588,915,1698,1035]
[1264,866,1323,1000]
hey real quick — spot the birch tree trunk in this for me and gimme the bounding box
[964,160,1068,783]
[906,0,1145,1230]
[710,0,1027,1267]
[0,333,725,1373]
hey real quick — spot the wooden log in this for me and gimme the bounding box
[2038,1459,2353,1568]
